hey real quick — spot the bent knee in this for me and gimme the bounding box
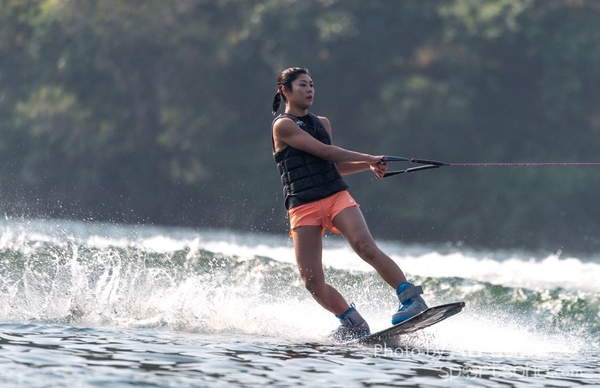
[299,272,324,293]
[353,239,380,263]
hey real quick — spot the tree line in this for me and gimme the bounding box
[1,0,599,254]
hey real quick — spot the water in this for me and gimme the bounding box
[0,218,598,387]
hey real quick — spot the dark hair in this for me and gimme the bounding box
[271,67,311,116]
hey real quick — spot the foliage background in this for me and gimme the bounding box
[1,0,599,254]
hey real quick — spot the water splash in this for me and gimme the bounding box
[0,218,598,357]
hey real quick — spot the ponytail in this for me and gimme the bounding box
[271,89,282,116]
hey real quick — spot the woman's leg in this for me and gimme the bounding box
[291,225,349,315]
[333,205,428,325]
[332,206,407,288]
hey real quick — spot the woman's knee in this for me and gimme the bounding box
[353,238,380,263]
[299,270,324,293]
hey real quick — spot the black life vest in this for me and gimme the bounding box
[272,113,348,210]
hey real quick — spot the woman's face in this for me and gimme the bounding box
[285,73,314,110]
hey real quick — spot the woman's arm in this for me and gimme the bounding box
[273,116,380,164]
[336,161,371,175]
[319,116,388,178]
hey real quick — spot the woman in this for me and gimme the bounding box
[271,67,428,341]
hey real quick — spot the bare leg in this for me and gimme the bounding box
[291,225,350,315]
[332,206,407,288]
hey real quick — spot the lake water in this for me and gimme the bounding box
[0,218,598,387]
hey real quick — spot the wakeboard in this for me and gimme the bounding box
[346,302,465,346]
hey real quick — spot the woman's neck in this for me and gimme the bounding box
[285,107,308,117]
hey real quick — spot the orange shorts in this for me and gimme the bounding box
[288,190,359,235]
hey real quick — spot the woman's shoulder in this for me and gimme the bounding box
[272,113,297,127]
[311,114,331,131]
